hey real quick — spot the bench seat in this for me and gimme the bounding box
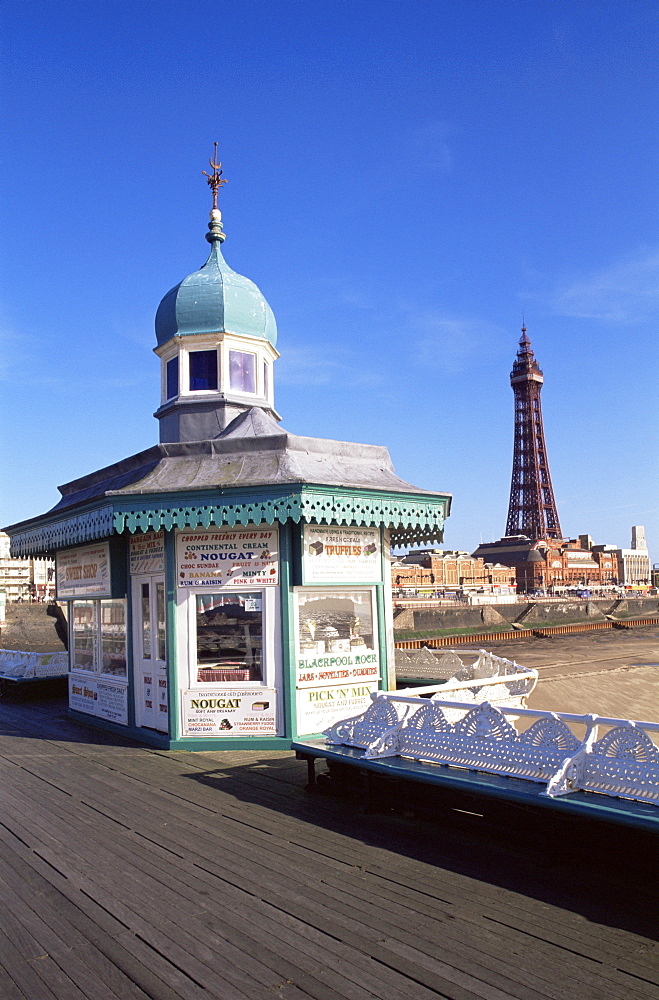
[292,738,659,833]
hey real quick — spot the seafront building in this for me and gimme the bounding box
[0,531,54,602]
[4,157,450,749]
[592,526,652,589]
[391,549,515,596]
[472,535,619,594]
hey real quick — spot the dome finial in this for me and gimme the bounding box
[202,141,227,211]
[202,142,227,245]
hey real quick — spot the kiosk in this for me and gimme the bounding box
[5,160,451,749]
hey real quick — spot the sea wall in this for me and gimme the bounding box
[0,603,66,653]
[396,598,659,635]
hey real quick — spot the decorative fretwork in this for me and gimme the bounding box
[8,489,447,556]
[326,688,659,805]
[547,724,659,803]
[9,507,115,557]
[325,698,402,749]
[111,488,446,547]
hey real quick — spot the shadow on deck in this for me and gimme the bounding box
[0,693,655,1000]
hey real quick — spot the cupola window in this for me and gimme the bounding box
[189,350,218,391]
[229,350,256,394]
[166,357,179,399]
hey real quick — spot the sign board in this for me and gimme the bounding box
[130,531,165,575]
[176,527,279,589]
[302,525,381,584]
[296,681,378,736]
[69,675,128,725]
[296,650,380,689]
[182,688,278,736]
[57,543,111,599]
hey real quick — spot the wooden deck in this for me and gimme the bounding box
[0,695,656,1000]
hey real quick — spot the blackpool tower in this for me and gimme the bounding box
[505,326,562,539]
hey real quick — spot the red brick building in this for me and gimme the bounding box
[471,537,619,594]
[392,549,516,594]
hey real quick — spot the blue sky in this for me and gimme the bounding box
[1,1,657,558]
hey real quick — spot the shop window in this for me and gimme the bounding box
[71,599,127,677]
[72,601,97,672]
[189,350,218,391]
[296,589,376,657]
[166,356,179,399]
[229,350,256,393]
[100,600,128,676]
[196,593,262,683]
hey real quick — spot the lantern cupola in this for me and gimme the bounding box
[154,146,279,442]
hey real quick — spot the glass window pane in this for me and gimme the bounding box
[196,592,262,683]
[166,357,179,399]
[100,600,127,677]
[156,582,166,661]
[189,350,218,391]
[229,350,256,393]
[297,590,375,655]
[263,361,269,398]
[141,582,151,659]
[72,601,97,671]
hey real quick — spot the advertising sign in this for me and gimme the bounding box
[182,688,278,736]
[296,651,380,689]
[57,543,111,599]
[176,527,279,589]
[295,587,380,688]
[296,681,378,736]
[130,531,165,575]
[69,675,128,725]
[302,525,381,584]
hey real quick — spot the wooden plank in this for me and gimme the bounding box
[0,752,652,1000]
[5,752,656,1000]
[0,792,309,1000]
[0,698,656,1000]
[0,785,431,1000]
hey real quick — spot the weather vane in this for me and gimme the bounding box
[202,142,227,210]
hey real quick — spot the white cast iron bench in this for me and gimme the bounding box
[0,649,69,693]
[293,692,659,832]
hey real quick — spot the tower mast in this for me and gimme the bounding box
[505,326,562,539]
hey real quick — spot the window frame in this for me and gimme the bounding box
[166,356,179,400]
[228,349,257,395]
[188,348,219,392]
[70,598,128,679]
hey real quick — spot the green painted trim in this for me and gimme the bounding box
[9,484,448,556]
[167,737,293,752]
[8,505,115,557]
[279,521,297,740]
[124,546,136,728]
[375,582,387,691]
[377,525,391,689]
[111,486,447,548]
[164,531,179,740]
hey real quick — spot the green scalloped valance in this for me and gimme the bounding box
[9,506,115,557]
[8,488,447,555]
[112,489,446,547]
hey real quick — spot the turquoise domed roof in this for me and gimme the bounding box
[155,210,277,348]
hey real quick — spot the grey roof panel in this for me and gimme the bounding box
[47,407,449,514]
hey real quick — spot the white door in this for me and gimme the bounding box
[132,576,168,732]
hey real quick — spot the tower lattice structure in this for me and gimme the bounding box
[505,327,562,540]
